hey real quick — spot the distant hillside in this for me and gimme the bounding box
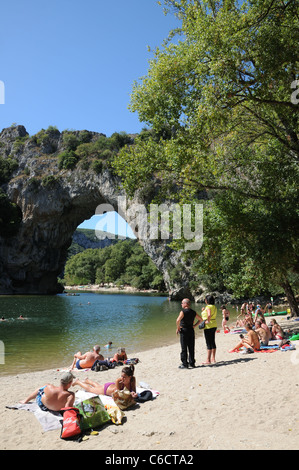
[68,228,127,258]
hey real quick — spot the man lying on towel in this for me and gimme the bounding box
[20,372,75,412]
[229,323,260,353]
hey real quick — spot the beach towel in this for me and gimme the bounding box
[280,344,296,351]
[7,386,160,433]
[6,402,62,432]
[230,329,247,334]
[229,347,278,354]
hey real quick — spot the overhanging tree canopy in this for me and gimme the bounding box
[113,0,299,314]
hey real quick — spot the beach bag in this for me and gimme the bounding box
[112,388,136,410]
[76,396,110,431]
[136,390,153,403]
[91,360,116,371]
[60,407,82,440]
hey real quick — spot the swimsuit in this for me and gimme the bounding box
[36,386,50,412]
[75,359,82,370]
[104,382,115,395]
[104,380,134,395]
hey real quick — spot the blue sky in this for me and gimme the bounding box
[0,0,179,237]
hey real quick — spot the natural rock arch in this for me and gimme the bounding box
[0,125,192,298]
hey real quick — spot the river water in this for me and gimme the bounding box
[0,292,243,377]
[0,293,190,376]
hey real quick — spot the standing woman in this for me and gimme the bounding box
[201,295,218,364]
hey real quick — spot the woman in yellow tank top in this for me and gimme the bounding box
[201,295,218,364]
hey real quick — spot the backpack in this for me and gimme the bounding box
[91,360,116,371]
[60,407,82,440]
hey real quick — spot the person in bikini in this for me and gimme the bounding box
[229,323,260,352]
[70,345,104,370]
[72,364,138,399]
[20,371,75,412]
[221,305,230,332]
[110,347,127,364]
[270,319,284,340]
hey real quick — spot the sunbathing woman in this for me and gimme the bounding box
[72,364,137,398]
[111,347,127,364]
[270,319,284,340]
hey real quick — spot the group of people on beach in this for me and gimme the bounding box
[69,344,127,370]
[20,296,285,413]
[176,295,285,367]
[229,316,284,353]
[20,344,137,414]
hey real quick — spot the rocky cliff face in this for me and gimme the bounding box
[0,125,192,298]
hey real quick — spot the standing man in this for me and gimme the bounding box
[176,298,203,369]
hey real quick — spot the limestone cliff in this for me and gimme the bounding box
[0,125,192,298]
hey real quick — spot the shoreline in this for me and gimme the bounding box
[63,284,291,308]
[63,284,168,297]
[1,315,299,450]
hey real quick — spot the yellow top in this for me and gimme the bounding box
[202,304,217,329]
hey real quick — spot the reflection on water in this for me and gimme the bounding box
[0,293,241,376]
[0,293,178,376]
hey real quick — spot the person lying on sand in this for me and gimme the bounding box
[20,371,75,412]
[70,345,104,370]
[229,323,260,352]
[73,364,137,399]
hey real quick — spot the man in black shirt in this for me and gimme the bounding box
[176,298,203,368]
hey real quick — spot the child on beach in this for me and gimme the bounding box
[221,305,230,332]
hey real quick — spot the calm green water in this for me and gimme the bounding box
[0,293,208,377]
[0,293,246,377]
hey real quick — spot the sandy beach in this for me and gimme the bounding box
[1,316,299,451]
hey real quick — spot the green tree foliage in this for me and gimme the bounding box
[0,156,18,184]
[113,0,299,313]
[58,131,133,172]
[63,240,166,291]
